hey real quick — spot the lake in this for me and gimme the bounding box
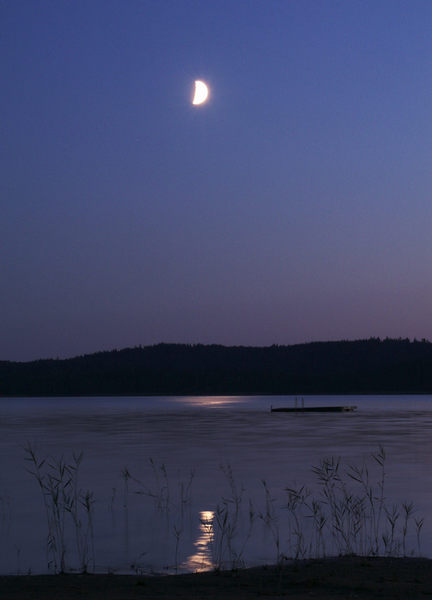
[0,395,431,575]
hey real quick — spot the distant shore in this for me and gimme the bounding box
[2,339,432,396]
[1,557,432,599]
[2,390,432,399]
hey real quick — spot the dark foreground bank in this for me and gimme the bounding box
[1,557,432,599]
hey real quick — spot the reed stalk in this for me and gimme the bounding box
[24,445,95,573]
[17,445,425,574]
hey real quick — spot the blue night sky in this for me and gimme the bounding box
[2,0,432,361]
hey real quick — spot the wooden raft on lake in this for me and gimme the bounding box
[270,405,357,413]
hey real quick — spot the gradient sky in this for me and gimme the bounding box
[2,0,432,361]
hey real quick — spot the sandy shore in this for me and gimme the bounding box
[1,557,432,599]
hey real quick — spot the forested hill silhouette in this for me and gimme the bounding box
[1,338,432,397]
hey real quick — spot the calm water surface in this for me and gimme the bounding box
[0,395,431,574]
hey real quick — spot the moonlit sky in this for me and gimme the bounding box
[2,1,432,361]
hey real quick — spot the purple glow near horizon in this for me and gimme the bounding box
[1,1,432,361]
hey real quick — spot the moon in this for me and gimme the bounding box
[192,80,209,105]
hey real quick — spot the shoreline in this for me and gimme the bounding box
[1,557,432,599]
[2,391,432,397]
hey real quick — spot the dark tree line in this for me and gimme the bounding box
[1,338,432,397]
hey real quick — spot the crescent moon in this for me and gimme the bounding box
[192,80,209,105]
